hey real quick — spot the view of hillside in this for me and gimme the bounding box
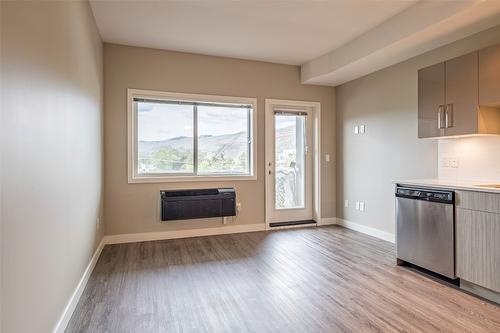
[138,124,298,175]
[138,130,249,174]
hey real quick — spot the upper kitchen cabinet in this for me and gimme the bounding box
[444,52,479,137]
[479,43,500,106]
[418,62,445,138]
[418,45,500,138]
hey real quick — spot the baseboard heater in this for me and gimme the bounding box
[269,220,316,228]
[160,188,236,221]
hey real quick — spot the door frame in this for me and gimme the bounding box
[264,99,321,230]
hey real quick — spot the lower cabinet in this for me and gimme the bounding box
[456,207,500,293]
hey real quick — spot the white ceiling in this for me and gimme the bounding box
[89,0,416,65]
[90,0,500,86]
[302,0,500,86]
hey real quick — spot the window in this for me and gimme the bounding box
[128,89,257,182]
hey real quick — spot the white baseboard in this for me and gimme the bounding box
[335,218,395,243]
[54,238,105,333]
[103,223,266,245]
[318,217,337,226]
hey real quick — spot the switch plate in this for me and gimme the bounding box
[360,125,365,134]
[450,158,459,168]
[354,126,359,134]
[359,202,365,212]
[355,201,360,210]
[325,154,330,162]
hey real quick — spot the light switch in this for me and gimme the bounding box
[360,125,365,134]
[355,201,360,210]
[359,202,365,212]
[450,158,459,168]
[354,126,359,134]
[325,154,330,162]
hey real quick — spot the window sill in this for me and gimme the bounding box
[128,174,257,183]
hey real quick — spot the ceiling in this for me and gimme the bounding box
[89,0,416,65]
[302,0,500,86]
[90,0,500,86]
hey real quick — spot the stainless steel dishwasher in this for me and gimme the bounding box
[395,185,456,279]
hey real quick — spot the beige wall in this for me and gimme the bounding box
[0,1,103,332]
[336,25,500,235]
[104,44,336,235]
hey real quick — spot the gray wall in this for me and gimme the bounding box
[0,1,103,332]
[336,24,500,235]
[104,44,336,236]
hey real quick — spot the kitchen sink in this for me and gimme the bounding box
[473,184,500,189]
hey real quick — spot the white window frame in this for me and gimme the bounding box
[127,89,257,183]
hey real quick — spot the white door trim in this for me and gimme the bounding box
[264,99,321,230]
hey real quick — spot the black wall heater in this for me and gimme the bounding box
[160,188,236,221]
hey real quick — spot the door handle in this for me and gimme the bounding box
[445,104,454,128]
[437,105,446,129]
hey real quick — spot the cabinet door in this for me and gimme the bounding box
[479,43,500,106]
[456,208,500,293]
[444,52,479,136]
[418,62,445,138]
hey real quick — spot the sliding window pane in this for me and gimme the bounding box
[197,105,250,175]
[137,101,194,174]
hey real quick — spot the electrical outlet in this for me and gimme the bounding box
[450,157,459,168]
[355,201,360,210]
[359,202,365,212]
[344,200,349,208]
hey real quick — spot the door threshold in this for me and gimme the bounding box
[269,220,316,228]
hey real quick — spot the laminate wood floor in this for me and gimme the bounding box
[66,225,500,333]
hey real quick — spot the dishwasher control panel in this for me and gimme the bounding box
[396,186,454,203]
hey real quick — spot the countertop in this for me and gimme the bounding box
[394,178,500,194]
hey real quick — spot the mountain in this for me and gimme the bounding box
[139,125,296,159]
[139,131,248,160]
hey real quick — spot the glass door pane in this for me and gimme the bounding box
[274,114,306,209]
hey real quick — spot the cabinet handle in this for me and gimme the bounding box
[445,104,454,128]
[437,105,446,129]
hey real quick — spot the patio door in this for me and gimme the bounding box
[265,104,313,226]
